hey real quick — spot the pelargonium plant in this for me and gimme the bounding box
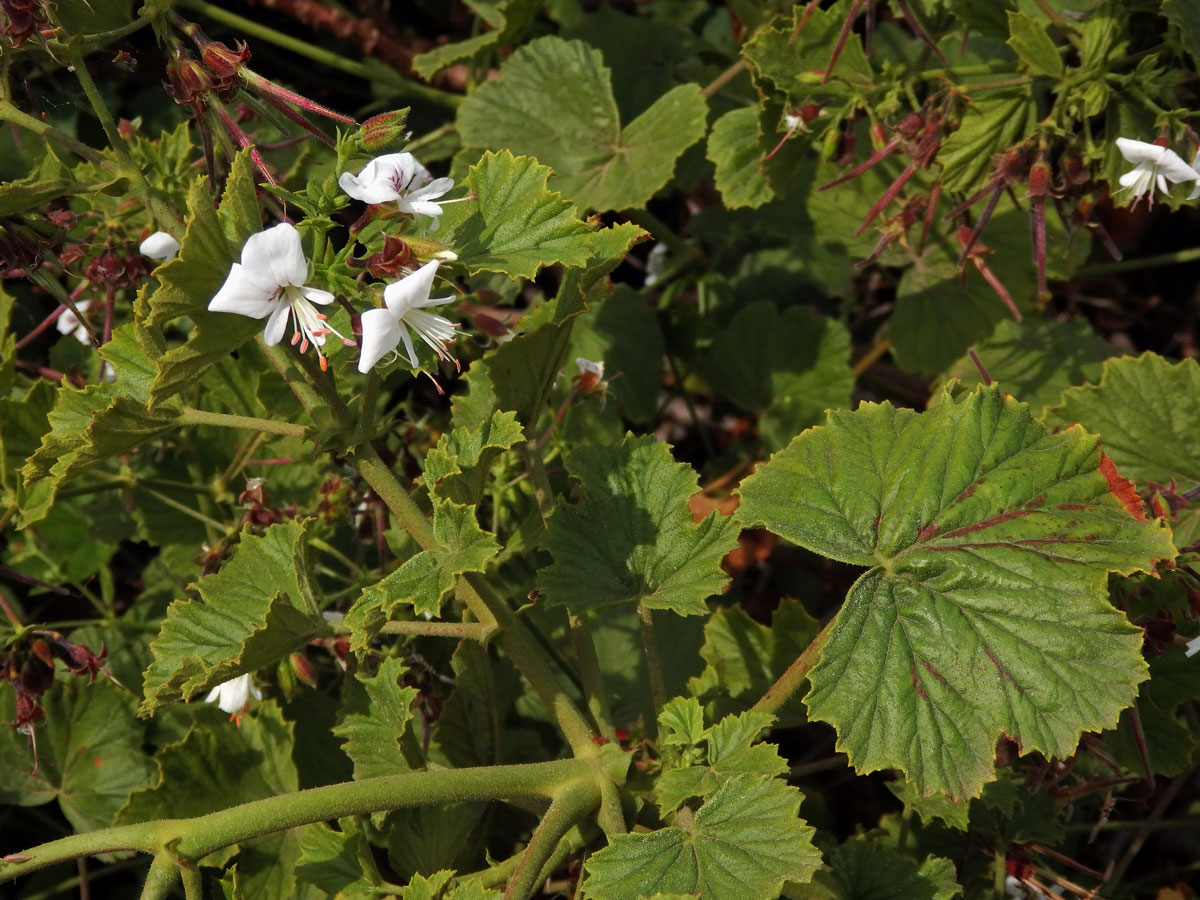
[1,2,1199,900]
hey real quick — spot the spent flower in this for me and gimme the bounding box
[339,153,455,227]
[205,673,261,722]
[357,259,457,373]
[208,222,351,371]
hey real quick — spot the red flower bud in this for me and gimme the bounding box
[361,109,411,153]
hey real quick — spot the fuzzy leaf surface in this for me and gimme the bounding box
[583,773,820,900]
[706,107,774,210]
[139,520,329,716]
[457,37,707,210]
[333,657,420,780]
[738,386,1175,798]
[538,435,741,615]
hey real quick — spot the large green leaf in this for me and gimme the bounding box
[937,92,1035,196]
[1163,0,1200,65]
[743,0,874,98]
[332,657,420,779]
[934,317,1112,418]
[537,434,741,616]
[424,409,526,506]
[435,150,594,280]
[1048,354,1200,547]
[1006,12,1064,76]
[807,837,960,900]
[430,642,523,768]
[0,679,154,831]
[345,500,500,651]
[457,37,708,211]
[582,773,821,900]
[139,520,330,716]
[412,0,539,78]
[738,386,1175,798]
[701,302,854,451]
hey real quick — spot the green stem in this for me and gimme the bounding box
[502,782,599,900]
[1106,765,1195,888]
[753,618,835,717]
[521,443,556,524]
[138,855,178,900]
[568,612,616,742]
[261,342,323,416]
[179,863,202,900]
[992,840,1008,900]
[788,755,848,779]
[637,602,667,731]
[178,406,307,438]
[79,13,155,49]
[378,620,496,641]
[177,0,463,109]
[0,100,108,164]
[1,760,595,885]
[700,58,748,99]
[1077,245,1200,277]
[66,46,182,234]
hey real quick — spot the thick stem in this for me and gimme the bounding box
[378,619,496,641]
[753,618,835,717]
[0,760,593,885]
[637,602,667,731]
[1077,245,1200,277]
[139,855,179,900]
[700,58,748,99]
[178,407,307,438]
[0,101,107,164]
[568,612,616,742]
[502,782,600,900]
[521,443,556,524]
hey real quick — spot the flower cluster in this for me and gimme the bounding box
[208,152,458,374]
[1115,137,1199,205]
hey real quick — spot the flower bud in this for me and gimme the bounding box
[361,109,411,153]
[1027,157,1051,198]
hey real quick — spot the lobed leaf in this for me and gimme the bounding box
[333,657,421,780]
[537,434,741,616]
[738,386,1175,798]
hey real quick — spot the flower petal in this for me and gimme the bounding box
[139,231,181,260]
[398,323,420,369]
[300,286,335,306]
[399,199,447,220]
[412,177,454,201]
[383,260,440,318]
[242,222,309,288]
[339,169,399,204]
[358,307,404,373]
[209,264,277,318]
[1156,149,1200,184]
[263,303,290,346]
[1115,137,1165,165]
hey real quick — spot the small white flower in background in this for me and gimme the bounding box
[208,222,351,371]
[643,241,670,287]
[339,152,455,228]
[139,231,181,261]
[205,673,261,722]
[56,300,92,344]
[1115,137,1198,203]
[574,357,608,406]
[1185,634,1200,658]
[1188,149,1200,201]
[357,259,457,373]
[783,112,804,132]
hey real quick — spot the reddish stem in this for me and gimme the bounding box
[955,185,1003,270]
[919,180,941,254]
[822,0,865,85]
[855,160,918,235]
[971,257,1022,322]
[1030,196,1048,300]
[967,349,992,385]
[789,0,822,44]
[894,0,947,63]
[818,133,901,191]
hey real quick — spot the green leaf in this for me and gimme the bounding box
[1106,648,1199,777]
[743,1,875,98]
[934,317,1111,418]
[431,642,524,767]
[1006,12,1064,76]
[0,680,154,831]
[815,837,960,900]
[412,0,539,78]
[687,599,818,727]
[583,773,821,900]
[19,324,181,527]
[1163,0,1200,65]
[457,37,708,211]
[886,778,971,831]
[139,520,330,716]
[148,150,265,407]
[333,657,420,780]
[424,409,526,505]
[296,820,381,899]
[435,150,594,280]
[707,107,775,210]
[386,803,484,880]
[656,707,787,814]
[566,287,665,425]
[537,434,741,615]
[659,696,707,748]
[737,386,1175,798]
[936,93,1035,196]
[701,303,854,451]
[1048,354,1200,547]
[345,500,499,651]
[0,146,112,215]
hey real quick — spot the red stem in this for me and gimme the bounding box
[822,0,865,85]
[855,160,918,235]
[818,133,901,191]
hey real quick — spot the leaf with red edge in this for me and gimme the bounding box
[737,385,1175,799]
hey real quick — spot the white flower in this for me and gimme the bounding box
[1115,137,1198,203]
[139,231,180,261]
[1185,634,1200,658]
[643,241,670,287]
[208,222,350,371]
[358,259,457,373]
[1188,149,1200,202]
[576,357,604,380]
[57,300,92,344]
[205,673,261,718]
[339,152,455,227]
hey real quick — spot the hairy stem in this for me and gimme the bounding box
[178,407,308,438]
[637,602,667,732]
[502,782,600,900]
[569,612,616,742]
[753,617,835,717]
